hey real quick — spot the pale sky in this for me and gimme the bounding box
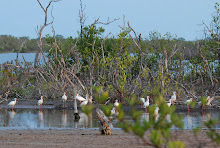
[0,0,219,40]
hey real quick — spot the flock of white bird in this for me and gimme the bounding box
[139,91,216,115]
[7,92,90,110]
[7,91,216,117]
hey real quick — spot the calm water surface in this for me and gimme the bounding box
[0,109,219,130]
[0,53,46,65]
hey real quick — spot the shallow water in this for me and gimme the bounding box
[0,53,47,65]
[0,109,219,130]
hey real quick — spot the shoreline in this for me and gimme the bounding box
[0,128,219,148]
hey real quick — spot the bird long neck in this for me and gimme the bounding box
[146,98,149,103]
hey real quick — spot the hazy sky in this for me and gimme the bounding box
[0,0,219,40]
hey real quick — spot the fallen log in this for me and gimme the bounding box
[96,108,111,135]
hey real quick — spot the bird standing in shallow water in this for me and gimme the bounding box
[200,96,214,110]
[185,98,193,111]
[37,96,44,110]
[154,105,160,122]
[114,100,119,107]
[111,107,116,115]
[113,100,119,112]
[167,99,172,107]
[62,92,68,108]
[141,96,153,113]
[8,98,17,110]
[171,92,177,104]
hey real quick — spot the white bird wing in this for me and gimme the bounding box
[140,98,145,103]
[38,99,43,105]
[171,95,176,101]
[8,101,14,106]
[62,95,67,101]
[76,95,86,101]
[80,100,88,106]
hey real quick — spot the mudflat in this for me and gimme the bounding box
[0,129,218,148]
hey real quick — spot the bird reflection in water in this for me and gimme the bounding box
[140,113,149,122]
[202,112,211,122]
[186,114,192,129]
[74,112,89,128]
[166,114,171,123]
[38,110,43,121]
[8,110,16,120]
[37,110,44,127]
[62,110,67,127]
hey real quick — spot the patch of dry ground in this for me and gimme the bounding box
[0,129,219,148]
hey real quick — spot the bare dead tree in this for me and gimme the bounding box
[34,0,60,67]
[91,17,119,28]
[79,0,86,39]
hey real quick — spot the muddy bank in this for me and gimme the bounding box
[0,129,219,148]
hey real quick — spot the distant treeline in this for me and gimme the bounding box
[0,34,216,61]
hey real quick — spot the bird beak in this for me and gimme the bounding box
[149,97,153,102]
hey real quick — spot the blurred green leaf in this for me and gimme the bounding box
[81,104,94,116]
[116,103,124,121]
[126,95,137,106]
[118,121,131,133]
[95,90,109,104]
[150,130,163,147]
[93,86,104,93]
[101,104,113,117]
[168,141,185,148]
[193,126,202,136]
[131,109,143,121]
[190,100,196,108]
[131,121,145,138]
[200,96,207,106]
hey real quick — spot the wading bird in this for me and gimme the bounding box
[8,98,17,110]
[199,96,214,110]
[113,100,119,112]
[76,93,86,103]
[141,96,153,113]
[167,99,172,107]
[171,92,177,104]
[80,95,89,106]
[111,107,117,115]
[114,100,119,107]
[62,92,68,108]
[185,98,193,111]
[154,104,160,122]
[37,96,44,110]
[154,105,159,116]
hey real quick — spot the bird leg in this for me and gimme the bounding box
[145,108,148,113]
[65,101,66,108]
[171,100,175,104]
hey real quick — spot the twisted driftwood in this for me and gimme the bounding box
[96,108,111,135]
